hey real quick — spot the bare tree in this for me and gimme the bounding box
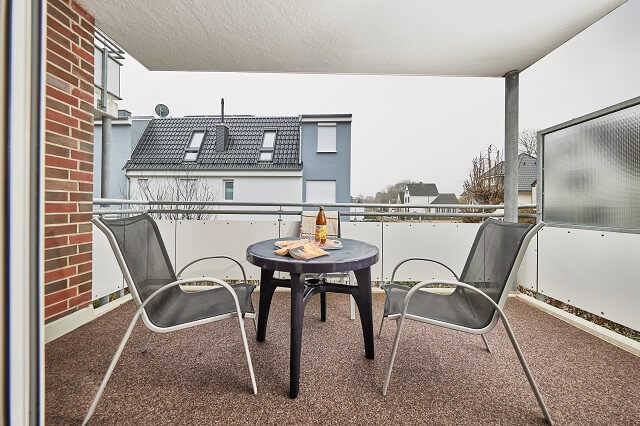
[461,145,504,223]
[135,174,219,220]
[518,129,538,156]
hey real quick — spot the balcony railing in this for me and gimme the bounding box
[91,198,639,335]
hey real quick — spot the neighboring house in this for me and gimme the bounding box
[431,193,460,213]
[492,153,537,204]
[94,110,152,198]
[403,182,439,213]
[120,113,351,219]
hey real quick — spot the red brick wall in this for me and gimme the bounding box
[44,0,95,322]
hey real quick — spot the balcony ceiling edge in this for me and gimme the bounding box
[77,0,626,76]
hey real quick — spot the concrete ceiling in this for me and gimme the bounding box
[79,0,626,77]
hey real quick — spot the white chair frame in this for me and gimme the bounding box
[83,217,257,425]
[380,221,553,425]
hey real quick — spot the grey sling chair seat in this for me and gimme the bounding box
[380,219,553,425]
[83,213,257,426]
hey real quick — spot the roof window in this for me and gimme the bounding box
[259,129,276,161]
[184,130,205,161]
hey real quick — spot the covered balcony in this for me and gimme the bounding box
[3,0,640,424]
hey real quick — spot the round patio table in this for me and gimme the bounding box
[246,237,379,398]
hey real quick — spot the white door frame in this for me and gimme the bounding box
[7,0,44,424]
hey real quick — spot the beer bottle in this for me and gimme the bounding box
[315,206,327,245]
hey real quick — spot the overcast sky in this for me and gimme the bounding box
[119,0,640,197]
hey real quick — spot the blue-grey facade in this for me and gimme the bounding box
[94,113,151,198]
[300,115,352,219]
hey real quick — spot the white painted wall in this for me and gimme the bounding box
[518,191,533,205]
[407,195,435,213]
[127,171,303,220]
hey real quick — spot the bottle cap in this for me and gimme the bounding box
[319,206,324,210]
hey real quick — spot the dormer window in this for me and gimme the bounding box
[260,129,276,161]
[184,130,205,161]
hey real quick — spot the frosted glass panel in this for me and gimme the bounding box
[107,56,120,96]
[543,102,640,231]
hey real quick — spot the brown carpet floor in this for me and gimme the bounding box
[46,293,640,425]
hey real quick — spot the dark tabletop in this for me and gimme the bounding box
[246,238,379,274]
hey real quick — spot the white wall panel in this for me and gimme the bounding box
[538,226,640,331]
[340,222,383,281]
[382,223,480,282]
[92,223,124,299]
[517,234,538,291]
[155,219,176,269]
[279,220,302,238]
[175,220,279,281]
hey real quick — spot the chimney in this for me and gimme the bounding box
[215,98,229,152]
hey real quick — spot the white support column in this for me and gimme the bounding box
[504,71,519,223]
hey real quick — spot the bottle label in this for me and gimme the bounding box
[315,225,327,242]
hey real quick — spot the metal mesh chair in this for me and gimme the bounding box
[380,219,553,425]
[83,214,257,425]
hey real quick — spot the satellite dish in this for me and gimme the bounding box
[155,104,169,118]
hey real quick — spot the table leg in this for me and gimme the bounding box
[256,268,275,342]
[290,273,305,398]
[353,267,375,359]
[320,292,327,322]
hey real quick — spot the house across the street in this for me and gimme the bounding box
[394,182,460,219]
[96,111,352,220]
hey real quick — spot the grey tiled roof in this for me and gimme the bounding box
[406,183,439,197]
[487,153,537,191]
[431,193,459,204]
[517,153,537,191]
[125,116,301,170]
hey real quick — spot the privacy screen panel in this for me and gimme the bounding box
[542,102,640,231]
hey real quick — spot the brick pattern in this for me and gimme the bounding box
[44,0,95,323]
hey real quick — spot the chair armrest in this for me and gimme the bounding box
[390,258,460,283]
[177,256,248,283]
[401,279,501,318]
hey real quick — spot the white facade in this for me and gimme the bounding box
[406,194,437,213]
[127,170,303,220]
[518,191,534,205]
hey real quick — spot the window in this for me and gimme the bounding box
[184,130,205,161]
[188,131,205,149]
[224,180,234,201]
[259,129,276,161]
[184,152,198,161]
[259,151,273,161]
[306,180,336,203]
[317,123,336,152]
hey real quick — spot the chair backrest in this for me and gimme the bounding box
[300,210,340,238]
[93,213,178,326]
[457,219,540,329]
